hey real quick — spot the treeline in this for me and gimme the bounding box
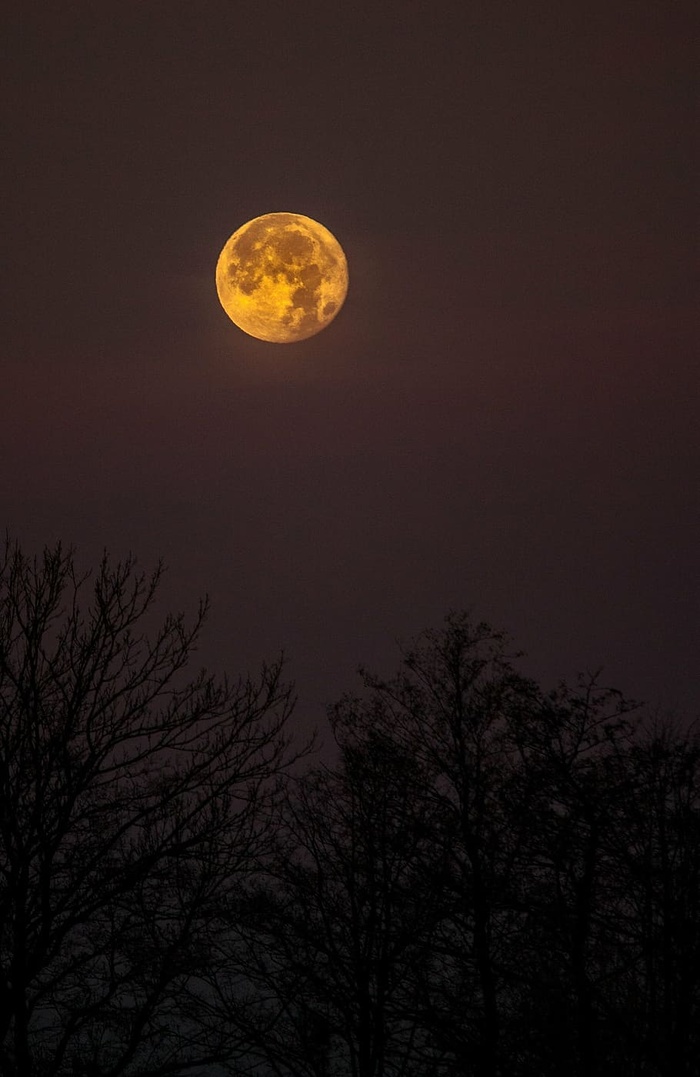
[0,542,698,1077]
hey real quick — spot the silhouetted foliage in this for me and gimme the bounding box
[2,551,698,1077]
[211,724,446,1077]
[0,539,307,1077]
[205,613,699,1077]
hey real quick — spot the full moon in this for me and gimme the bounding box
[215,212,349,343]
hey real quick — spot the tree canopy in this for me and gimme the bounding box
[1,543,698,1077]
[0,540,306,1077]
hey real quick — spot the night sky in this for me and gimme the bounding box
[3,0,697,742]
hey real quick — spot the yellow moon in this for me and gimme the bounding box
[215,212,349,343]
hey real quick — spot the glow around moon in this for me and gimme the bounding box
[215,212,349,343]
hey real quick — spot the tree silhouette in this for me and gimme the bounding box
[334,614,546,1077]
[601,721,700,1075]
[206,718,447,1077]
[3,554,697,1077]
[219,613,699,1077]
[0,539,306,1077]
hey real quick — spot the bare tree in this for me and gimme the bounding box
[309,615,641,1077]
[185,609,698,1077]
[208,611,698,1077]
[0,538,307,1077]
[207,614,538,1077]
[204,719,447,1077]
[341,614,542,1077]
[600,719,700,1077]
[504,676,640,1077]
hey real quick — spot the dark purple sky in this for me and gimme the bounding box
[2,0,698,739]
